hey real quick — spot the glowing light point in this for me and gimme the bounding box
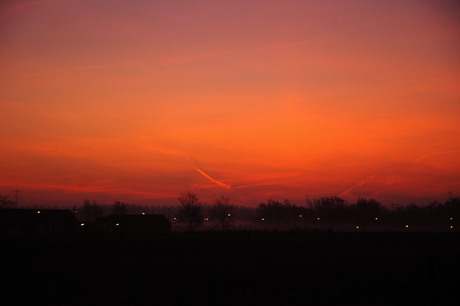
[450,225,453,229]
[405,225,409,228]
[227,213,231,217]
[374,217,378,221]
[299,214,303,218]
[141,212,146,215]
[116,223,120,226]
[356,226,359,229]
[450,217,453,221]
[80,223,85,226]
[261,218,265,221]
[37,210,41,214]
[317,217,320,221]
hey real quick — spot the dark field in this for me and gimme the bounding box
[2,232,459,306]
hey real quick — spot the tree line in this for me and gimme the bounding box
[74,193,459,231]
[1,192,458,231]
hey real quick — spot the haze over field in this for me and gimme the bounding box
[1,0,459,207]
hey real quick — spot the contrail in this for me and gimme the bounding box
[415,150,460,161]
[196,168,231,189]
[338,175,376,198]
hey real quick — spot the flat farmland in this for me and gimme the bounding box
[1,232,459,306]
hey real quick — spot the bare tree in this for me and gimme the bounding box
[0,194,16,209]
[211,196,233,231]
[112,201,127,215]
[80,199,103,221]
[177,192,203,232]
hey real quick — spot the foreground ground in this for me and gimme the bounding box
[1,231,459,305]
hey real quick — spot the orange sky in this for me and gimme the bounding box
[1,0,459,207]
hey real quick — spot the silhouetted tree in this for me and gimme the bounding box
[112,201,128,215]
[211,196,233,231]
[256,200,288,225]
[80,199,103,221]
[445,196,460,214]
[312,197,346,224]
[351,198,385,225]
[282,199,305,224]
[177,192,203,232]
[0,194,16,209]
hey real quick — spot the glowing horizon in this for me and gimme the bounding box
[1,0,459,207]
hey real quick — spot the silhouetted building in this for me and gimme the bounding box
[94,214,171,236]
[0,209,79,238]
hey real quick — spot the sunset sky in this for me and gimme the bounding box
[1,0,459,207]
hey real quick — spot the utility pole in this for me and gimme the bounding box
[13,189,20,206]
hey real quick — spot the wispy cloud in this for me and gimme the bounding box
[24,50,230,78]
[160,50,230,67]
[415,150,460,162]
[266,30,350,51]
[0,178,176,198]
[268,39,313,50]
[233,182,279,189]
[2,0,70,16]
[338,175,377,198]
